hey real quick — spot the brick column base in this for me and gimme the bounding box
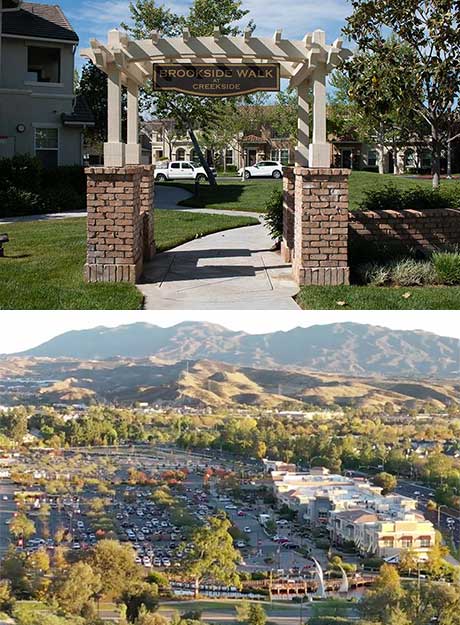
[292,167,350,286]
[281,167,295,263]
[140,165,156,261]
[85,166,146,283]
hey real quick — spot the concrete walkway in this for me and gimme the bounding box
[1,184,299,310]
[140,186,299,310]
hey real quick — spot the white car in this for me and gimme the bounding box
[155,161,214,182]
[243,526,252,533]
[239,161,283,180]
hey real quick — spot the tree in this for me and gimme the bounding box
[53,561,101,615]
[373,472,398,495]
[120,580,159,623]
[0,580,14,615]
[247,603,266,625]
[122,0,254,186]
[9,513,35,542]
[90,539,142,599]
[360,564,405,624]
[183,513,240,597]
[344,0,460,188]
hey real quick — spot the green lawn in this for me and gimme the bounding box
[0,210,258,310]
[169,179,281,212]
[168,172,459,213]
[297,284,460,310]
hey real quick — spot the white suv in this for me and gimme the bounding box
[155,161,211,182]
[239,161,283,180]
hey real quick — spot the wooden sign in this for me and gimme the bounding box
[152,63,280,97]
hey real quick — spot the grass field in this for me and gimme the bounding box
[296,284,460,310]
[0,210,258,310]
[170,172,459,213]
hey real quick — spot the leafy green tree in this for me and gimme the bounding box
[9,513,35,542]
[90,540,142,599]
[247,603,266,625]
[360,564,405,624]
[183,513,240,597]
[53,561,102,615]
[120,580,159,623]
[0,579,15,614]
[373,472,398,495]
[344,0,460,188]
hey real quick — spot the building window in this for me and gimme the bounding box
[35,127,58,168]
[190,149,196,162]
[419,537,431,548]
[176,148,185,161]
[225,149,234,166]
[27,46,61,83]
[401,537,413,549]
[280,149,289,165]
[421,151,432,169]
[405,149,416,168]
[368,150,378,168]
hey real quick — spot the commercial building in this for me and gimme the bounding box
[271,468,435,561]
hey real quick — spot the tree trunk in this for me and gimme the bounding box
[431,125,441,189]
[378,144,385,175]
[447,136,452,179]
[188,127,217,186]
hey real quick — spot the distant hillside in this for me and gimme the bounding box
[0,356,458,411]
[10,322,460,379]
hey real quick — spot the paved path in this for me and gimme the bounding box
[141,186,299,310]
[1,184,299,310]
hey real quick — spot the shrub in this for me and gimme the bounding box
[358,183,458,212]
[391,258,438,286]
[43,186,86,212]
[42,165,86,197]
[355,258,438,286]
[355,262,392,286]
[432,249,460,285]
[0,154,43,193]
[0,186,44,217]
[264,187,283,241]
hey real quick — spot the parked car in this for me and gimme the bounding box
[155,161,215,182]
[238,161,283,180]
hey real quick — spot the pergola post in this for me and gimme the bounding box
[309,30,330,168]
[295,79,310,167]
[126,78,142,165]
[104,63,125,167]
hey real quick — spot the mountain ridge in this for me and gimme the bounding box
[5,322,458,380]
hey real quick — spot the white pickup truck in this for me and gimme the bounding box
[155,160,214,182]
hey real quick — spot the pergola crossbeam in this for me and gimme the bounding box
[81,28,351,167]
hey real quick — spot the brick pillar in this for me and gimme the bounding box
[85,166,144,283]
[293,167,350,286]
[140,165,156,261]
[281,167,295,263]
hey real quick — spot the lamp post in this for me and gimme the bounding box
[437,504,448,528]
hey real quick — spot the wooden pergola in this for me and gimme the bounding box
[81,28,351,168]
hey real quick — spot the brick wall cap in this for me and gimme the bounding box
[293,167,351,176]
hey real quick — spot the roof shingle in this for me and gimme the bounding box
[3,2,79,43]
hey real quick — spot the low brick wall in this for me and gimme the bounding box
[349,208,460,253]
[85,165,155,283]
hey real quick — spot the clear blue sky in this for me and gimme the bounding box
[55,0,350,70]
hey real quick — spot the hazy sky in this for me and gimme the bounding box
[1,311,459,354]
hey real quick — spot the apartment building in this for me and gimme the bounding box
[0,0,93,165]
[271,469,435,560]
